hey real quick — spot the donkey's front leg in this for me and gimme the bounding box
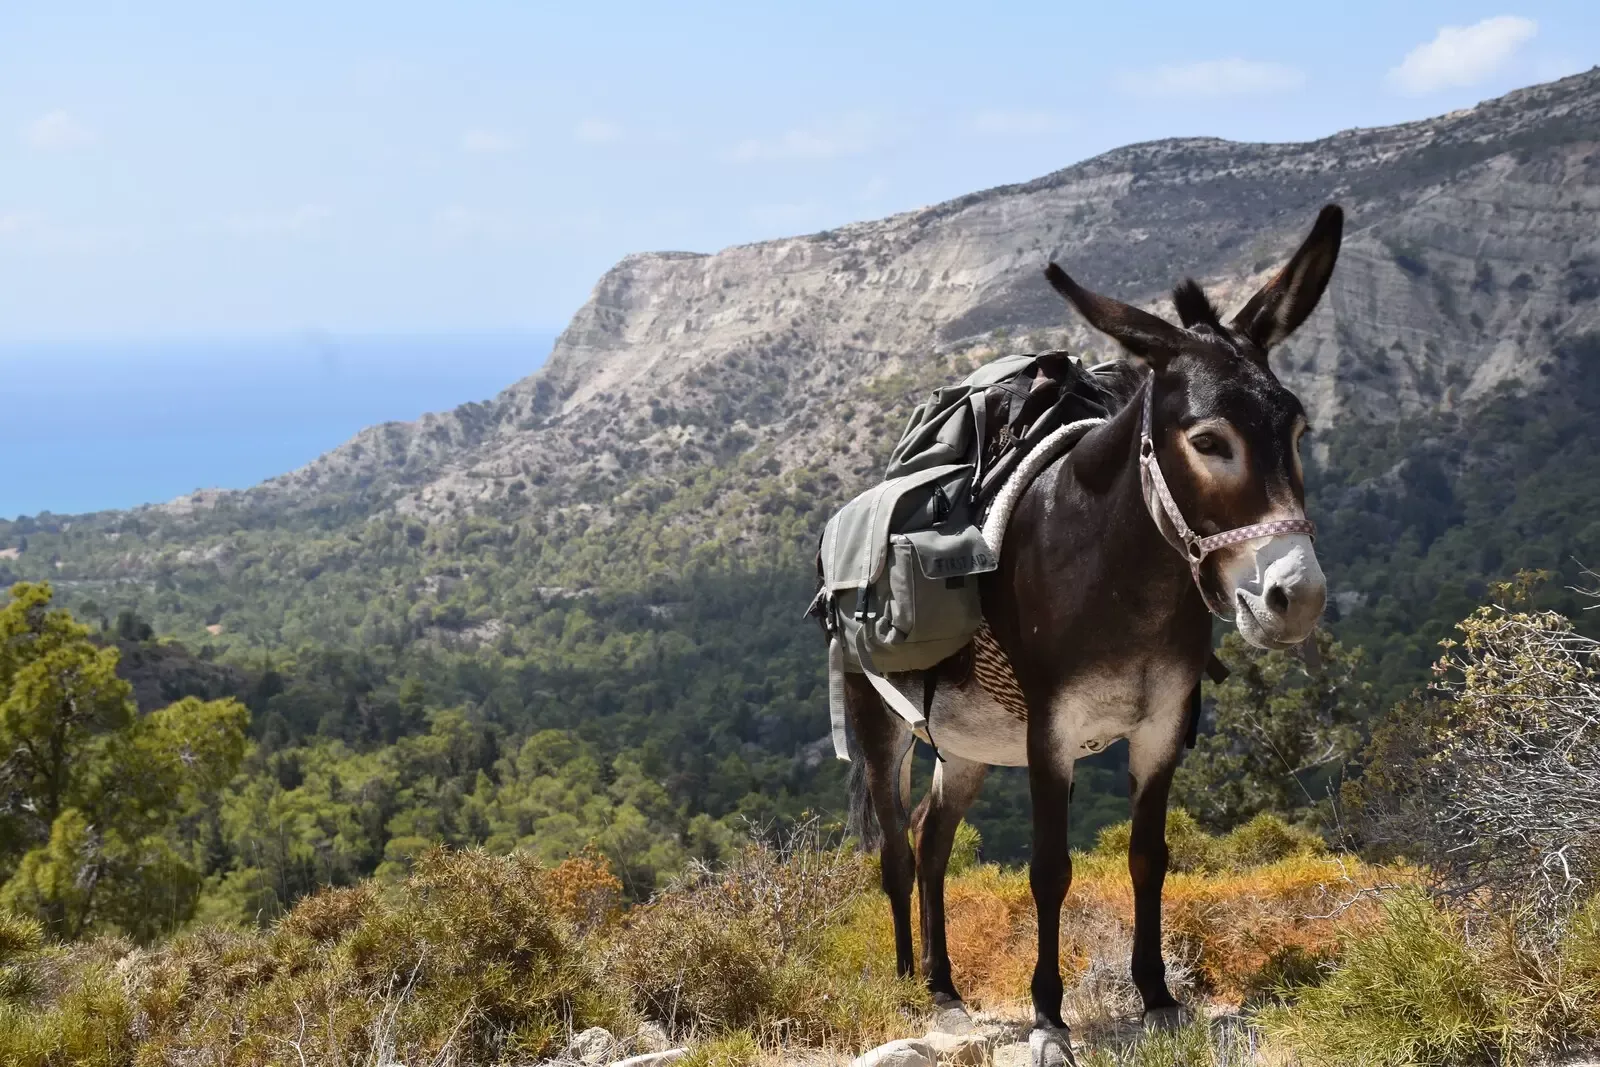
[1127,717,1186,1023]
[1025,726,1077,1065]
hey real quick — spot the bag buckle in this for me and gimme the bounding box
[853,580,877,621]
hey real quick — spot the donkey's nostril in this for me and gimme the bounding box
[1265,584,1290,616]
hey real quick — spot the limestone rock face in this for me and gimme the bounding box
[186,70,1599,537]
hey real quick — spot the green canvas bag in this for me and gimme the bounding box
[814,352,1114,756]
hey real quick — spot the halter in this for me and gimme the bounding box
[1137,375,1316,619]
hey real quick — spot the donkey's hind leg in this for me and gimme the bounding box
[910,754,987,1010]
[844,673,918,978]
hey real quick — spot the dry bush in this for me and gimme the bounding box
[2,846,632,1067]
[1078,1016,1267,1067]
[607,818,916,1049]
[275,883,377,944]
[679,1029,762,1067]
[1351,572,1600,927]
[841,817,1389,1027]
[543,848,625,935]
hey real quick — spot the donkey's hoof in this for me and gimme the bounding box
[931,1000,973,1034]
[1142,1004,1190,1032]
[1028,1026,1076,1067]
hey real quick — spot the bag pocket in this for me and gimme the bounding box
[867,527,991,671]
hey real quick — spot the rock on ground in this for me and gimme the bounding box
[850,1038,935,1067]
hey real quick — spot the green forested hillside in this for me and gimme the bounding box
[3,67,1598,926]
[1308,330,1600,704]
[5,335,1598,928]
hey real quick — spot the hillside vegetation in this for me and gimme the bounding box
[2,68,1600,1067]
[4,818,1598,1067]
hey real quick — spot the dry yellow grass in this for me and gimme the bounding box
[0,819,1425,1066]
[836,815,1405,1020]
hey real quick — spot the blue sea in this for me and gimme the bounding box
[1,331,557,519]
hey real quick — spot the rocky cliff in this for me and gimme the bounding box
[7,70,1600,652]
[227,68,1600,529]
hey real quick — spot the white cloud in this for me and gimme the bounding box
[1117,58,1305,98]
[728,114,877,162]
[1387,16,1538,95]
[0,211,41,237]
[224,205,333,239]
[461,128,519,154]
[0,212,135,253]
[574,118,622,144]
[967,110,1068,136]
[22,110,95,151]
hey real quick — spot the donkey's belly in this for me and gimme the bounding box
[927,683,1030,766]
[919,628,1194,769]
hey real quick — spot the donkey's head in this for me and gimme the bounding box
[1045,205,1343,649]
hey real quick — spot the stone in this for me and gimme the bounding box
[567,1027,619,1064]
[609,1050,688,1067]
[851,1038,936,1067]
[930,1003,974,1035]
[922,1030,992,1067]
[632,1022,673,1054]
[1028,1027,1076,1067]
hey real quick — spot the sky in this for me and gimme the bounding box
[2,2,1596,343]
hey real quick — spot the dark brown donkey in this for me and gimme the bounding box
[842,206,1342,1064]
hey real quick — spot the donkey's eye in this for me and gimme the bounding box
[1189,432,1231,459]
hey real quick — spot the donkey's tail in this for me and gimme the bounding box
[845,719,881,851]
[844,684,883,851]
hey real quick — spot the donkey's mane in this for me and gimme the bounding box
[1087,358,1144,412]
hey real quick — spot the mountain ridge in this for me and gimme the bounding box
[132,68,1600,536]
[3,69,1598,662]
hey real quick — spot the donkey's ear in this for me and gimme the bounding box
[1044,262,1185,368]
[1229,204,1343,351]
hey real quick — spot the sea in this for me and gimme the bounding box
[0,330,557,519]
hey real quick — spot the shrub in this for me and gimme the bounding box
[1092,810,1322,874]
[543,848,625,934]
[0,913,44,1002]
[1350,573,1600,926]
[1261,888,1600,1066]
[124,847,630,1064]
[607,821,916,1047]
[0,964,133,1067]
[682,1030,762,1067]
[1217,813,1326,869]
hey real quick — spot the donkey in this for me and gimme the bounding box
[841,206,1342,1062]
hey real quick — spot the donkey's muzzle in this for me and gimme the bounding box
[1232,534,1325,649]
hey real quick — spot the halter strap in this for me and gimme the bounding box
[1137,376,1316,619]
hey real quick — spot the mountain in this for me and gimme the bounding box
[3,71,1599,863]
[170,69,1600,527]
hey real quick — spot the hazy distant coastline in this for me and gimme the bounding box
[1,331,556,518]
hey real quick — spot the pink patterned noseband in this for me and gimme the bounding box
[1137,375,1316,619]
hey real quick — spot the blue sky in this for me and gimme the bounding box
[1,2,1596,342]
